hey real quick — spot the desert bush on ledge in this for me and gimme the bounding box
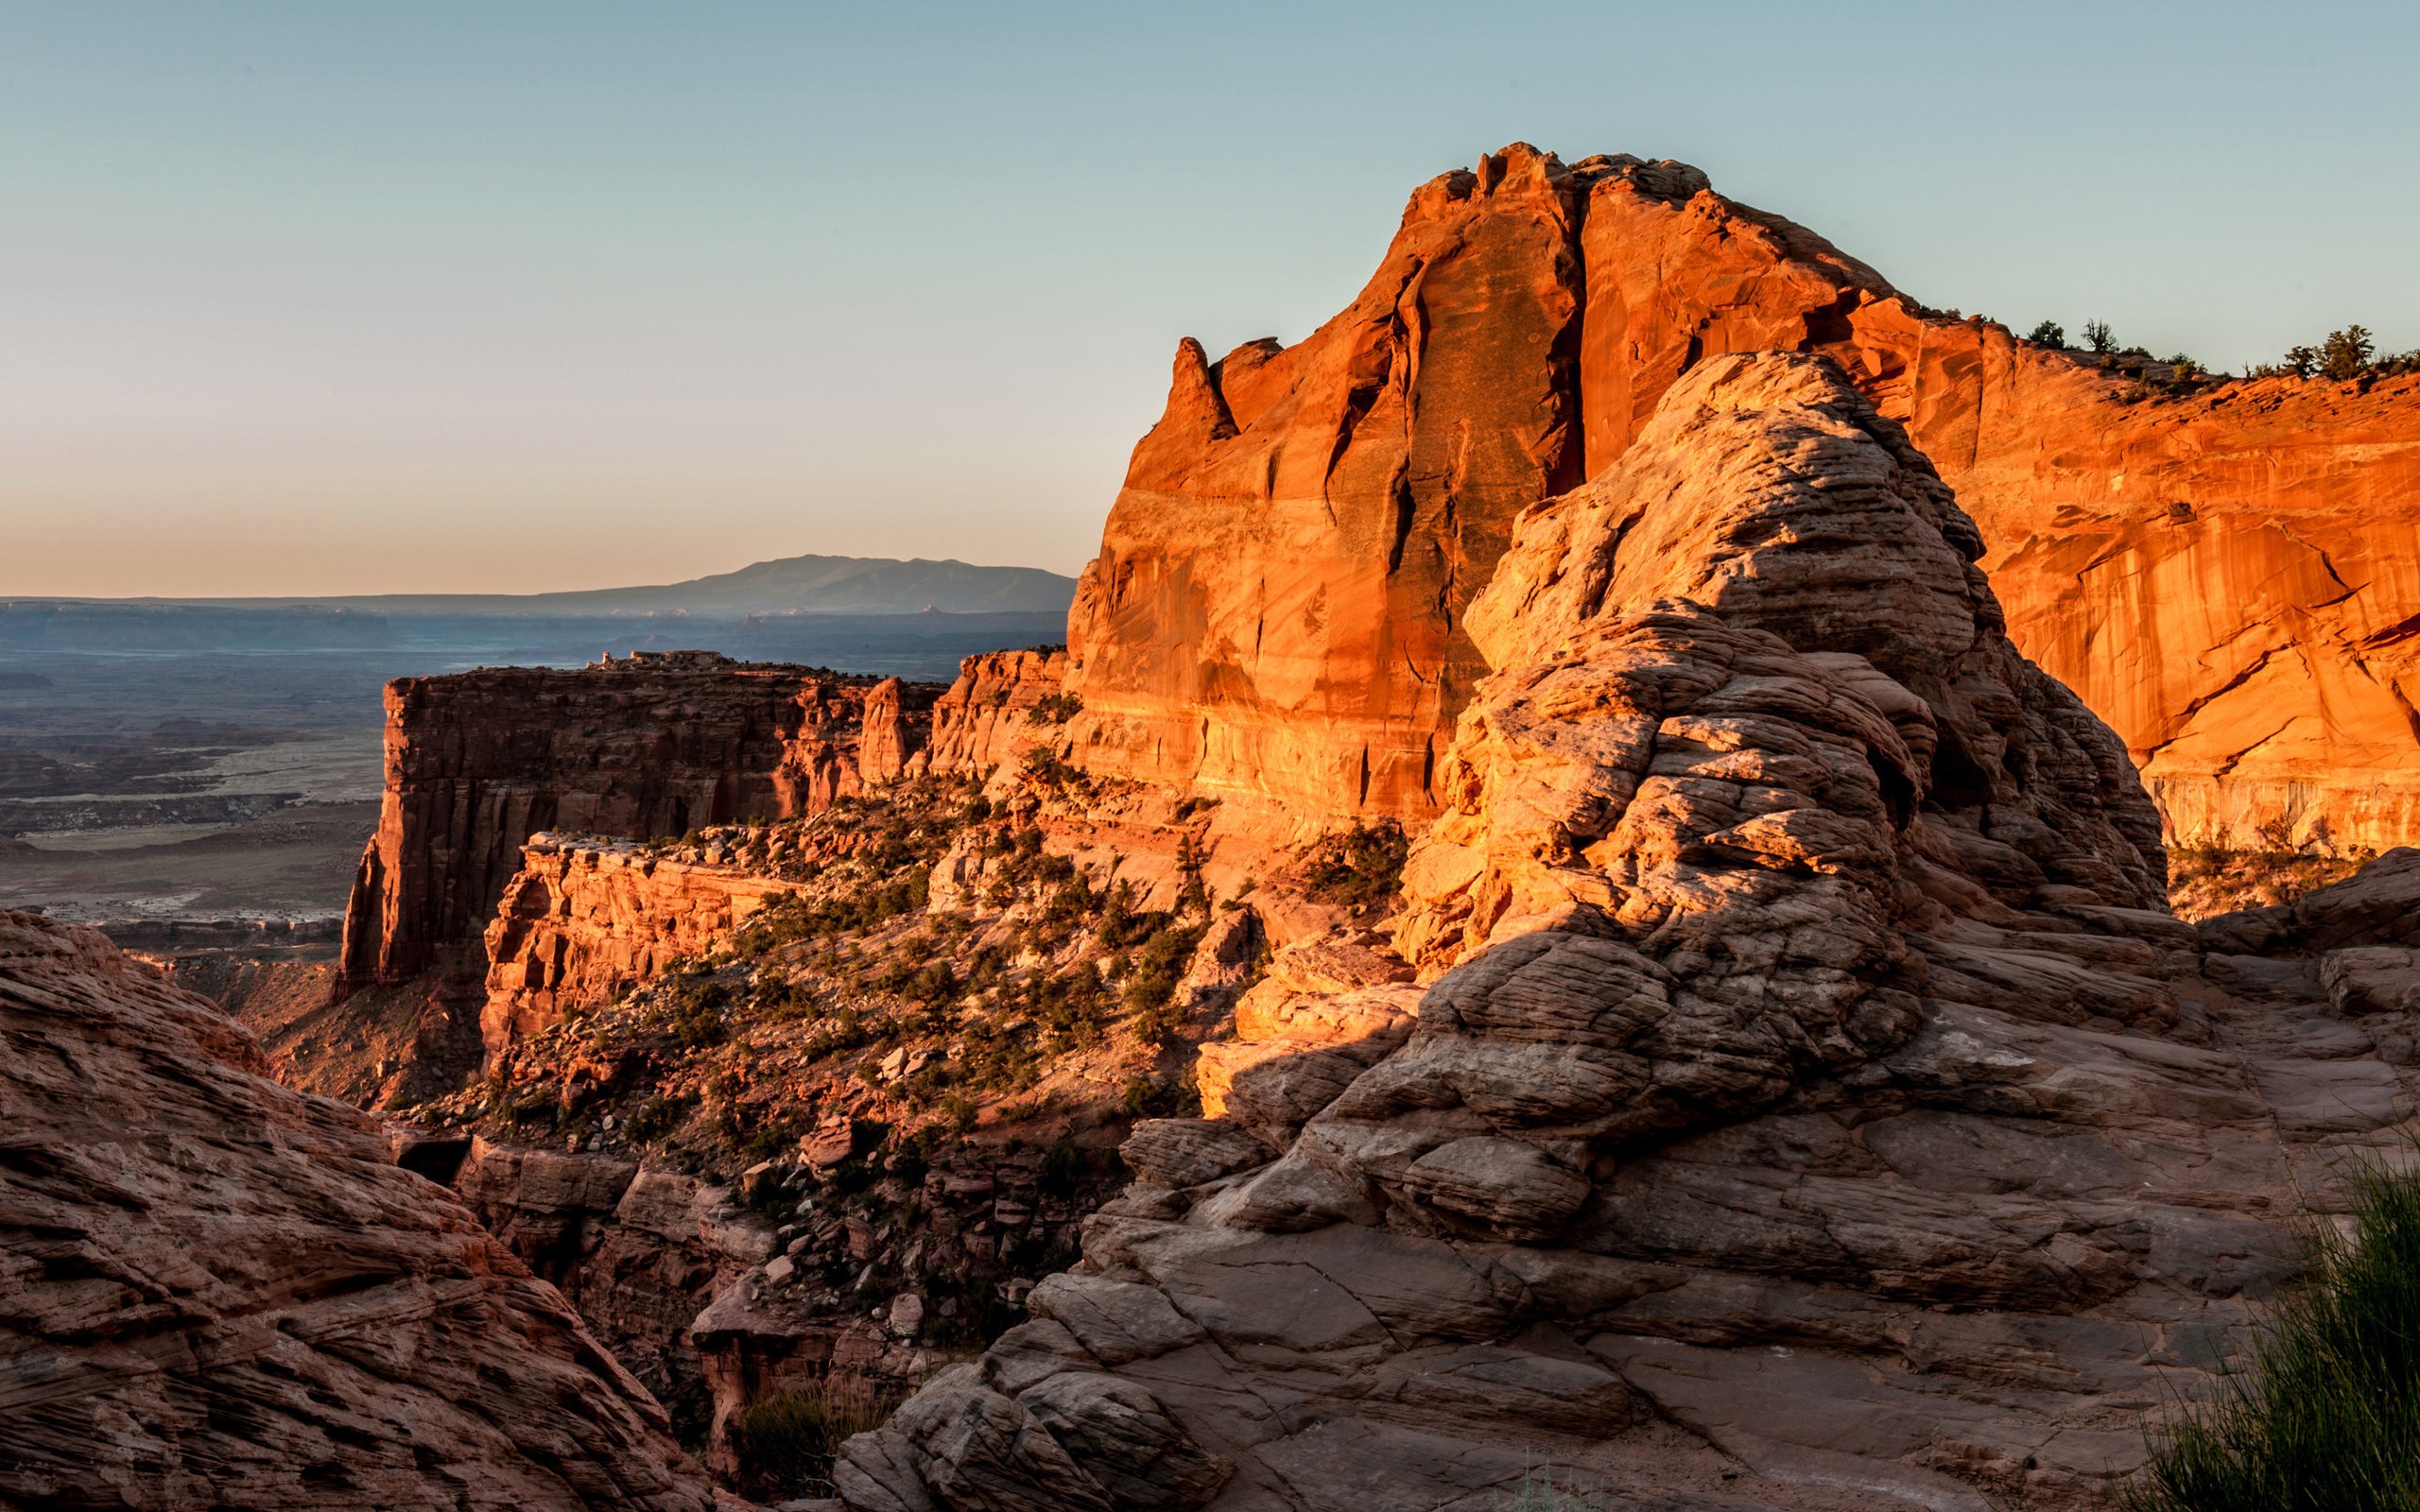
[2123,1143,2420,1511]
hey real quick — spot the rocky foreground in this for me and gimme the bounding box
[834,356,2420,1512]
[0,909,719,1512]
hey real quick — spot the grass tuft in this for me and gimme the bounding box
[2123,1143,2420,1511]
[726,1374,902,1499]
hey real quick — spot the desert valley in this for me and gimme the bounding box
[8,138,2420,1512]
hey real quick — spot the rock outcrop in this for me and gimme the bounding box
[482,834,797,1066]
[448,1138,780,1448]
[837,355,2415,1512]
[1063,143,2420,851]
[0,910,718,1512]
[916,649,1073,780]
[344,652,922,989]
[331,651,938,1104]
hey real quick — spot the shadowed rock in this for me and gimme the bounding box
[0,910,719,1512]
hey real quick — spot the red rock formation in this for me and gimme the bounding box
[777,675,936,813]
[1064,144,2420,850]
[836,355,2411,1512]
[915,648,1072,778]
[449,1139,778,1449]
[1068,146,1589,821]
[0,910,717,1512]
[482,835,793,1065]
[334,651,940,1100]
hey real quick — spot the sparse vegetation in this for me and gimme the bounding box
[2253,324,2415,384]
[2083,318,2116,353]
[2122,1143,2420,1512]
[1024,691,1083,725]
[2027,319,2067,348]
[1502,1463,1612,1511]
[2168,816,2371,919]
[1299,819,1410,913]
[726,1375,904,1500]
[2322,324,2376,382]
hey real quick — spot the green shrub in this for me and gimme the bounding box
[619,1091,696,1146]
[1123,921,1207,1014]
[1024,691,1083,725]
[2123,1144,2420,1511]
[1502,1465,1610,1511]
[1300,820,1410,911]
[1020,745,1080,789]
[2027,319,2066,347]
[2323,324,2377,381]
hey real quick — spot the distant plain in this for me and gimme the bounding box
[0,566,1070,928]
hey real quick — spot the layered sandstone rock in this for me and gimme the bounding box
[1063,143,2420,850]
[780,675,936,812]
[449,1138,778,1447]
[0,910,717,1512]
[344,652,920,988]
[334,652,938,1103]
[837,356,2415,1512]
[916,648,1072,779]
[481,834,796,1065]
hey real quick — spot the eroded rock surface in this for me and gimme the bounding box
[0,910,717,1512]
[1063,142,2420,852]
[838,356,2417,1512]
[324,651,941,1106]
[482,834,797,1065]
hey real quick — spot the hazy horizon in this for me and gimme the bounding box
[2,547,1078,608]
[6,0,2415,598]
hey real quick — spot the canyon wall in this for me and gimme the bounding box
[1064,143,2420,849]
[0,909,718,1512]
[342,651,923,988]
[332,651,937,1100]
[482,836,792,1065]
[915,647,1071,777]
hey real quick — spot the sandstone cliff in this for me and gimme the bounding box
[330,650,937,1104]
[914,648,1072,780]
[836,355,2417,1512]
[482,834,795,1067]
[0,910,718,1512]
[1063,143,2420,851]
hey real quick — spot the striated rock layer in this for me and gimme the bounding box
[342,652,931,988]
[482,834,796,1067]
[837,356,2416,1512]
[330,651,937,1103]
[0,910,718,1512]
[1063,142,2420,850]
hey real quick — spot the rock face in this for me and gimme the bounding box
[449,1138,779,1448]
[332,651,938,1103]
[344,652,925,989]
[837,356,2417,1512]
[481,834,797,1066]
[1063,143,2420,850]
[0,910,718,1512]
[915,648,1073,780]
[1961,371,2420,849]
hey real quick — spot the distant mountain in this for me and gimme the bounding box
[80,553,1080,618]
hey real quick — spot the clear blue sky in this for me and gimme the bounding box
[4,1,2413,596]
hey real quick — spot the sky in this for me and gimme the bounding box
[3,2,2414,598]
